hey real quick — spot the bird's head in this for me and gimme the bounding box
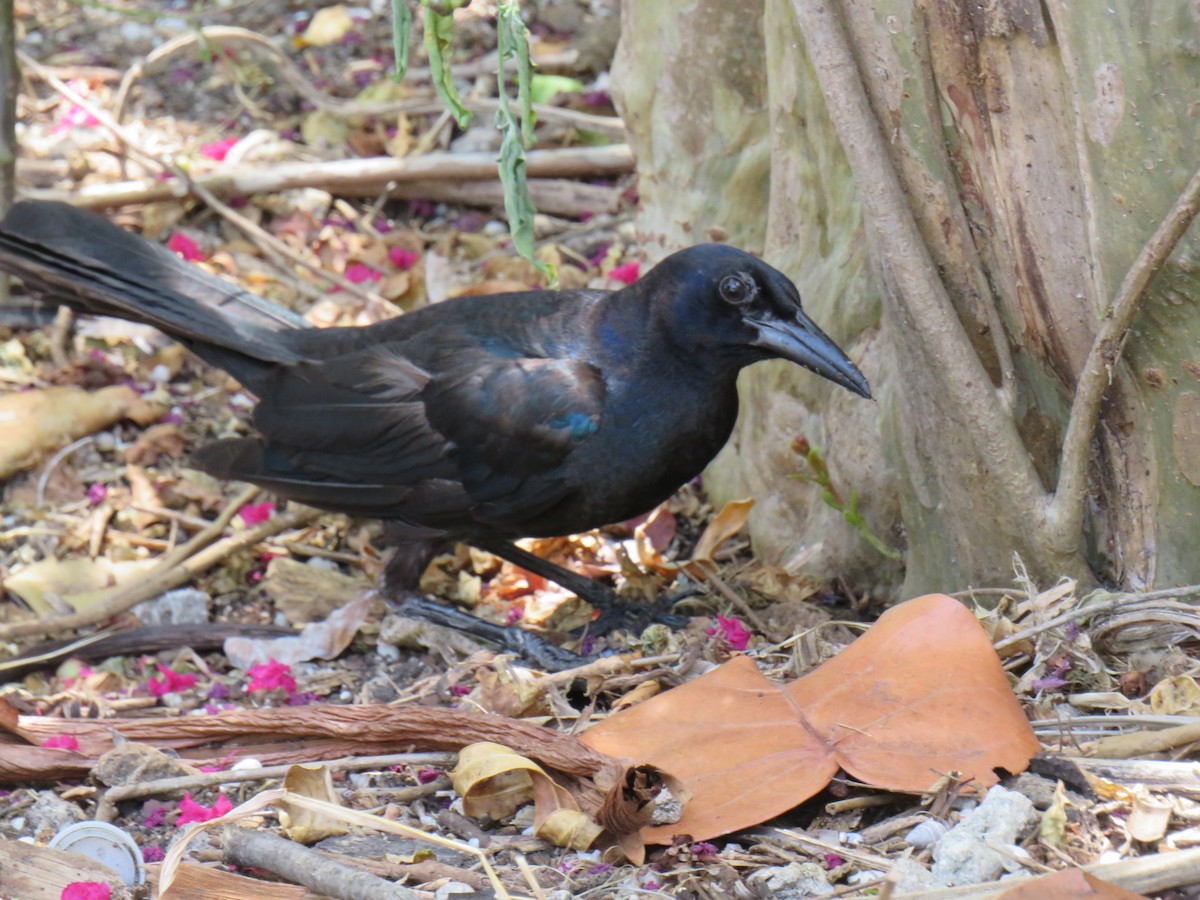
[642,244,871,398]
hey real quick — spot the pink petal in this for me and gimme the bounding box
[200,136,239,161]
[388,246,421,270]
[61,883,111,900]
[237,501,276,526]
[166,232,204,262]
[608,261,640,285]
[42,734,80,751]
[344,262,382,284]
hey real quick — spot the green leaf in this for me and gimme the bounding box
[389,0,412,82]
[497,124,555,286]
[494,0,554,285]
[530,74,585,104]
[422,6,472,128]
[497,1,536,146]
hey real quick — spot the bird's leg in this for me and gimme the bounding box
[472,538,692,635]
[394,595,593,672]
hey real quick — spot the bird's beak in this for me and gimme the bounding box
[750,310,872,399]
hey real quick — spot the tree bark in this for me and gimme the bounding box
[614,0,1200,597]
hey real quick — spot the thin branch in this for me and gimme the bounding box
[21,143,635,210]
[95,751,456,821]
[1045,167,1200,548]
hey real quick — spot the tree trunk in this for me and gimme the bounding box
[613,0,1200,597]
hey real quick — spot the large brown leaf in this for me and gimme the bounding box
[580,594,1040,842]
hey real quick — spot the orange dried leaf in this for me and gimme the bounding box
[996,868,1149,899]
[581,594,1039,842]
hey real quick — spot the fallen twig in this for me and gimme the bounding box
[94,751,456,821]
[24,144,636,210]
[223,826,421,900]
[19,52,394,311]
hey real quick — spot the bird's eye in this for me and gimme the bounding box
[719,274,754,304]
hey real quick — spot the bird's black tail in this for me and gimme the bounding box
[0,200,307,387]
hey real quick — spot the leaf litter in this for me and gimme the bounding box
[2,1,1200,898]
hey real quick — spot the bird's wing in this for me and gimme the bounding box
[196,334,605,532]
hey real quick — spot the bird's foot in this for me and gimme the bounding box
[394,594,591,672]
[580,584,698,637]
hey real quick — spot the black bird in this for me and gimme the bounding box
[0,200,870,666]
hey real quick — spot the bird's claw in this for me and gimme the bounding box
[578,584,698,637]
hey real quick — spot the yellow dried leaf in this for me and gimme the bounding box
[0,385,161,479]
[278,764,348,843]
[3,556,157,616]
[1149,675,1200,715]
[537,807,604,851]
[298,5,354,47]
[452,742,600,851]
[1040,781,1069,848]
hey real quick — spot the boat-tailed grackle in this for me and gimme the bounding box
[0,200,870,668]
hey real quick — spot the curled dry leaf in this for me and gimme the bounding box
[636,498,754,579]
[451,741,602,851]
[581,594,1041,843]
[0,385,162,479]
[1126,789,1173,843]
[278,764,348,844]
[223,593,373,669]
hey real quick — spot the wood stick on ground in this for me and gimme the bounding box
[95,751,458,822]
[223,826,421,900]
[24,144,636,211]
[896,845,1200,899]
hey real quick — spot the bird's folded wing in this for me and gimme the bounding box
[198,338,606,531]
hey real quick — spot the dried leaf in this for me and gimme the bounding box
[996,867,1149,899]
[1148,675,1200,715]
[1040,781,1069,848]
[297,5,354,46]
[278,764,348,843]
[0,385,161,479]
[223,594,373,669]
[1126,789,1172,843]
[451,742,602,850]
[3,556,157,616]
[581,594,1040,842]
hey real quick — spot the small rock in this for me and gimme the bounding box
[132,588,211,626]
[930,785,1037,886]
[26,791,85,839]
[749,861,831,898]
[93,743,199,788]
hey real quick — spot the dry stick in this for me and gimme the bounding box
[109,25,626,140]
[991,583,1200,652]
[18,53,392,311]
[94,751,457,822]
[0,501,321,643]
[26,144,636,210]
[223,826,421,900]
[790,2,1051,532]
[1045,166,1200,549]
